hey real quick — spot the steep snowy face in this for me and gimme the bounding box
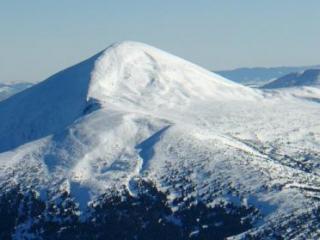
[0,52,101,152]
[88,42,260,109]
[263,69,320,89]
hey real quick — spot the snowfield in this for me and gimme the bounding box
[0,41,320,239]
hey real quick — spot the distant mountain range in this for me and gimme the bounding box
[0,82,33,101]
[216,65,320,86]
[262,69,320,89]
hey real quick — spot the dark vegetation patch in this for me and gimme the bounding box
[0,180,258,240]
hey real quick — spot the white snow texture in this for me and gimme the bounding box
[0,41,320,238]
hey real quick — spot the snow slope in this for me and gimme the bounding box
[0,41,320,238]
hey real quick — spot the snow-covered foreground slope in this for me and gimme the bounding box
[1,42,320,239]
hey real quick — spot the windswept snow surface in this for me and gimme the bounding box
[1,41,320,238]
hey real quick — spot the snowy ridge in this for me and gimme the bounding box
[0,41,320,238]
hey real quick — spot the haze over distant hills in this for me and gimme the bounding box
[217,65,320,86]
[0,82,33,101]
[263,69,320,89]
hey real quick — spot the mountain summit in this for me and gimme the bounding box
[0,42,320,239]
[87,42,258,107]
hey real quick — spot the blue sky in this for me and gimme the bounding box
[1,0,319,83]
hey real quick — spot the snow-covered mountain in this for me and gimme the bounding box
[262,69,320,89]
[0,82,32,101]
[1,41,320,239]
[217,66,320,87]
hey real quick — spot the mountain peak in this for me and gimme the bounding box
[88,41,258,108]
[0,41,258,152]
